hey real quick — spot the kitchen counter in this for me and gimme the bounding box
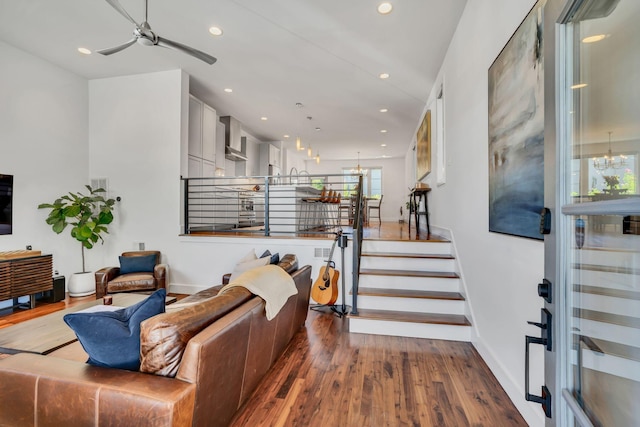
[267,185,322,234]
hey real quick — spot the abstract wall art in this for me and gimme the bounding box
[488,1,545,240]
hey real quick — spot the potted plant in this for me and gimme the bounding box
[38,185,116,296]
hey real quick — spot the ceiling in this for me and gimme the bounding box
[0,0,467,161]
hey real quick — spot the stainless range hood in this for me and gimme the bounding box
[220,116,248,161]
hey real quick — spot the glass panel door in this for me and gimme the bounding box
[558,0,640,425]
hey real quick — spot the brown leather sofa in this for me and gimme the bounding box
[95,250,168,299]
[0,255,312,427]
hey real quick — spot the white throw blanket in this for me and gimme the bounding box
[220,265,298,321]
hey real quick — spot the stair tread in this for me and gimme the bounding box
[355,287,464,300]
[360,268,459,279]
[574,284,640,301]
[574,308,640,329]
[348,308,471,326]
[362,252,454,260]
[579,336,640,363]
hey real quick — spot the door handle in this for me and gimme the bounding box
[525,308,552,418]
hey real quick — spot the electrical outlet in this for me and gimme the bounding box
[134,242,145,251]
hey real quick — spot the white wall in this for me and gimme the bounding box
[305,157,406,223]
[411,1,546,425]
[87,70,335,294]
[0,41,89,294]
[88,70,187,275]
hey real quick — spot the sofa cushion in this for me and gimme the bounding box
[119,253,157,274]
[107,272,156,293]
[277,254,298,274]
[260,250,280,265]
[63,289,166,371]
[140,287,253,377]
[229,256,270,282]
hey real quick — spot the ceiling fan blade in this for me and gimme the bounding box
[156,36,217,65]
[96,38,137,56]
[104,0,140,27]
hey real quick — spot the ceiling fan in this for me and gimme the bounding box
[97,0,217,65]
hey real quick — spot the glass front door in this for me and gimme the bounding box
[557,0,640,425]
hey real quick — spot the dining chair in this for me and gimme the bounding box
[367,195,383,225]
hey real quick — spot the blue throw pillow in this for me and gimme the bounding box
[119,254,157,275]
[260,250,280,265]
[63,289,166,370]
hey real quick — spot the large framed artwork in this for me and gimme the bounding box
[416,110,431,180]
[488,1,545,240]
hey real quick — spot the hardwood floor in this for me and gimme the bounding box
[0,224,526,425]
[189,220,441,241]
[231,309,526,427]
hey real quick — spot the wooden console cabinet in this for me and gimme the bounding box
[0,254,53,308]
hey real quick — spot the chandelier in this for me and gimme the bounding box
[593,131,627,171]
[350,152,368,176]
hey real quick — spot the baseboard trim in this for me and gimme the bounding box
[473,339,545,427]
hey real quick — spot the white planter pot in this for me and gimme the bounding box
[68,272,96,297]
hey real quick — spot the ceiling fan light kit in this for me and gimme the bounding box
[98,0,217,65]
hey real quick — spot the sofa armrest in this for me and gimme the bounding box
[0,353,195,427]
[95,266,120,298]
[155,263,168,289]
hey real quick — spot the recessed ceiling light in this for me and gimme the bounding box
[379,73,390,79]
[381,144,387,147]
[260,117,268,121]
[571,83,588,89]
[223,88,233,93]
[377,3,393,14]
[379,108,388,113]
[380,129,387,133]
[582,34,606,43]
[209,26,223,36]
[283,134,290,138]
[77,47,92,55]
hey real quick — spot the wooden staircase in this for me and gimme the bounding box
[348,237,472,341]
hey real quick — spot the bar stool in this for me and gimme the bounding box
[326,192,341,229]
[320,190,335,230]
[301,187,325,231]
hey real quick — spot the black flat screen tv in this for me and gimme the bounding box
[0,174,13,235]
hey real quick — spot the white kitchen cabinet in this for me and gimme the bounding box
[188,155,202,178]
[270,145,281,168]
[202,105,216,162]
[215,118,226,175]
[202,160,215,177]
[259,142,281,175]
[188,97,202,160]
[188,95,217,176]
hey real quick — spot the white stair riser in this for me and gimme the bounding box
[575,319,640,348]
[359,275,460,292]
[349,318,471,342]
[356,295,465,314]
[573,269,637,290]
[575,249,640,269]
[574,293,640,318]
[360,256,455,271]
[362,240,451,255]
[571,350,640,383]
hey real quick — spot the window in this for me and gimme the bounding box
[342,167,382,198]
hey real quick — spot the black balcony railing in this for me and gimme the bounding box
[181,173,365,313]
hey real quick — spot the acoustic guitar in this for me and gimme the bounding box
[311,232,340,305]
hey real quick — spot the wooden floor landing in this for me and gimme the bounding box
[188,221,444,242]
[231,308,526,427]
